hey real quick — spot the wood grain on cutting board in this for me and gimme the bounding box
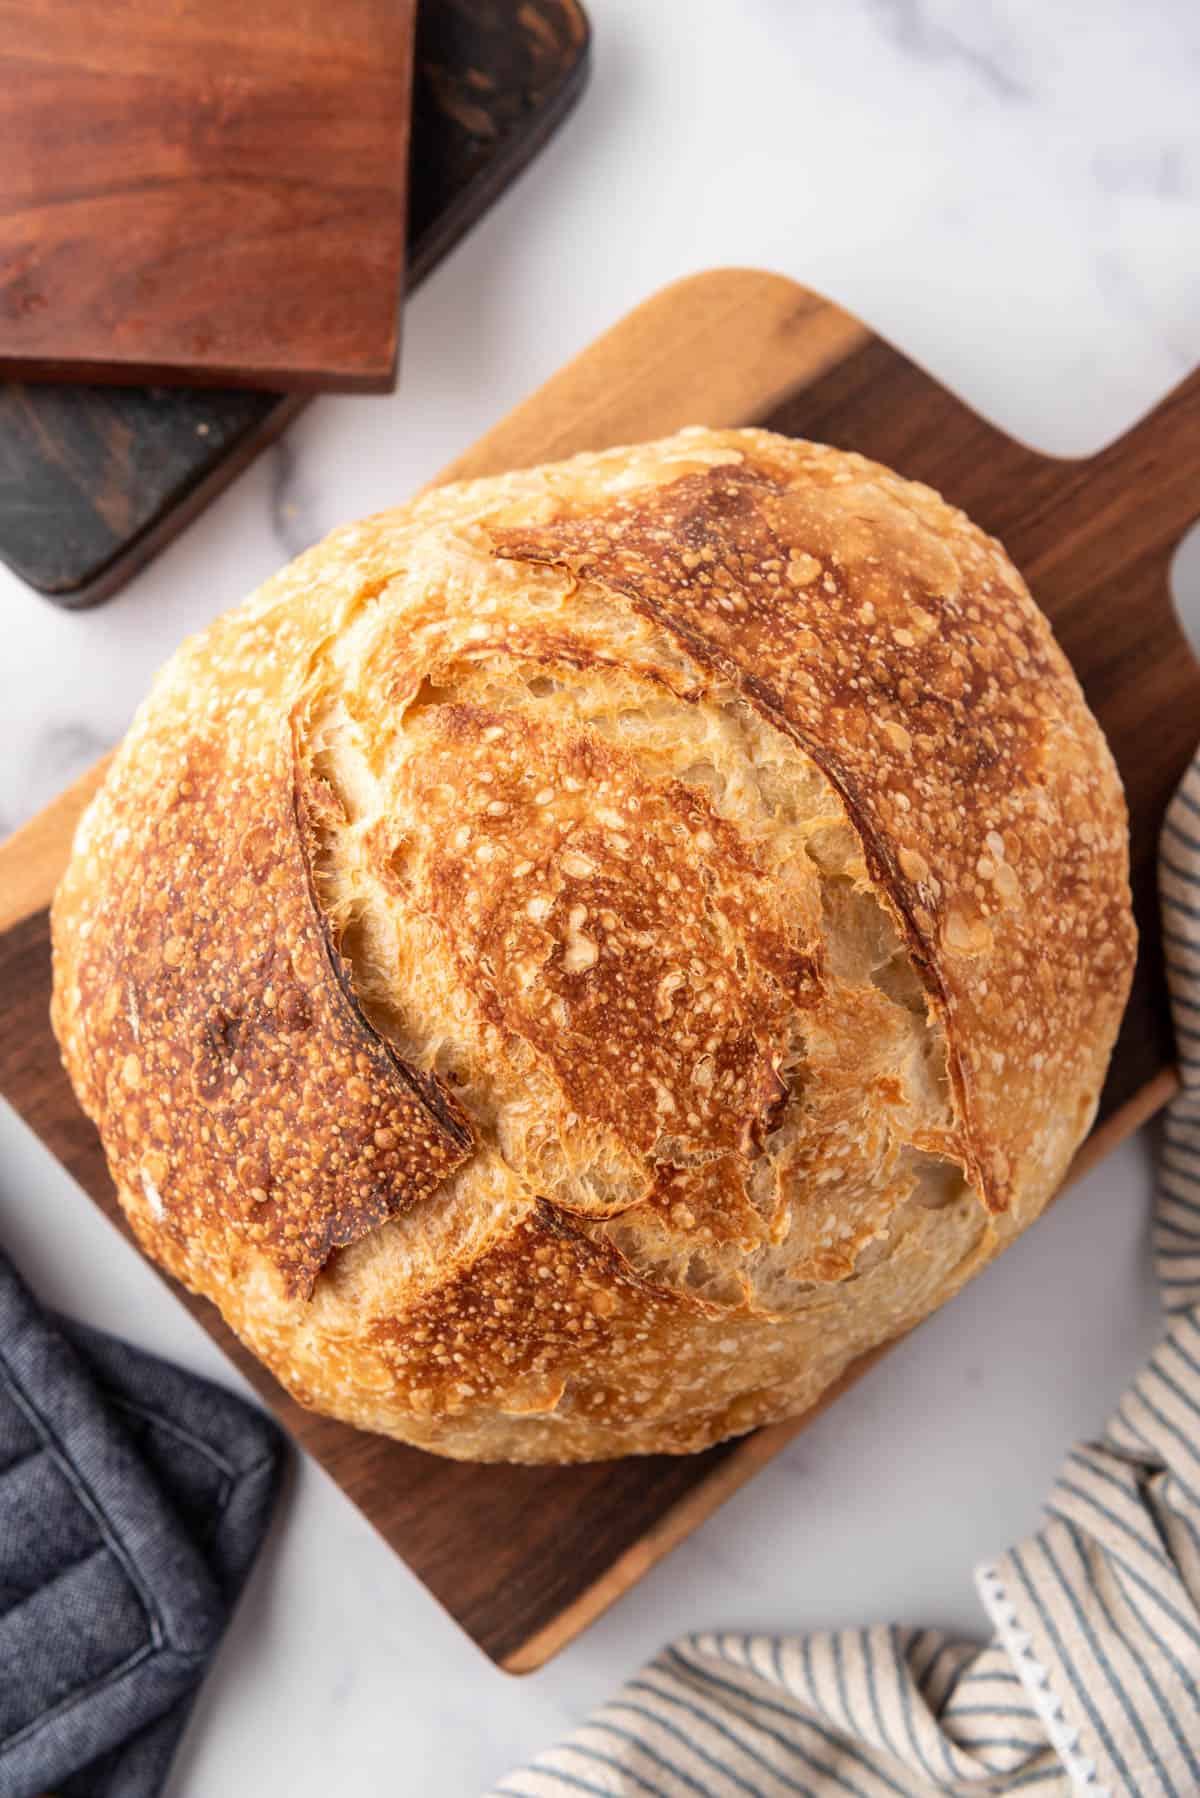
[0,0,415,390]
[0,0,592,607]
[1,269,1197,1670]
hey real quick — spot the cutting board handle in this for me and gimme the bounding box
[1088,364,1200,555]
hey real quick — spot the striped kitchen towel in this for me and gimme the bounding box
[492,753,1200,1798]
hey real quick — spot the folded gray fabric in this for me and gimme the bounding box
[0,1250,285,1798]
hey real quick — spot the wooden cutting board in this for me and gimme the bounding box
[0,0,416,391]
[0,0,591,608]
[1,269,1197,1672]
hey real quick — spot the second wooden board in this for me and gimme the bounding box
[0,269,1197,1669]
[0,0,415,390]
[0,0,591,606]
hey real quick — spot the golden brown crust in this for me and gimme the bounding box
[51,427,1135,1461]
[492,450,1132,1215]
[51,723,471,1301]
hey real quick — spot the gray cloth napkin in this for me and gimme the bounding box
[0,1251,285,1798]
[492,757,1200,1798]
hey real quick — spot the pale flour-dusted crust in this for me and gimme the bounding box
[51,429,1135,1461]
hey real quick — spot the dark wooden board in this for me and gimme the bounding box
[1,271,1196,1670]
[0,0,591,608]
[0,0,416,391]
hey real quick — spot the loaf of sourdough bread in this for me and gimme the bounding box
[51,427,1135,1461]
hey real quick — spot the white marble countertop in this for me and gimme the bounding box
[2,1,1198,1791]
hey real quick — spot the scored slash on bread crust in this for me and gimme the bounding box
[50,428,1135,1462]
